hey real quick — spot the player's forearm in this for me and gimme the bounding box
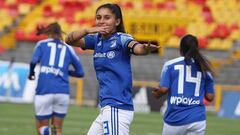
[69,70,84,77]
[65,29,88,47]
[28,62,36,80]
[29,62,36,75]
[134,44,150,55]
[128,41,150,55]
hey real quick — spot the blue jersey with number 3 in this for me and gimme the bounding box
[160,57,214,125]
[31,38,84,95]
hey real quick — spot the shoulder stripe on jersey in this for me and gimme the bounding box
[37,38,54,44]
[207,72,213,79]
[66,45,79,60]
[161,57,184,77]
[33,38,52,51]
[164,57,184,67]
[117,32,133,39]
[117,32,134,48]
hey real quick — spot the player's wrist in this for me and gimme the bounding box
[144,44,151,54]
[84,28,91,35]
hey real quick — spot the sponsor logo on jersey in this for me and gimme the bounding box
[94,51,115,59]
[107,51,115,59]
[94,52,106,58]
[170,96,200,105]
[40,66,64,76]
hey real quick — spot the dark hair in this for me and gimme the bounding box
[36,22,63,40]
[180,34,214,76]
[96,3,126,33]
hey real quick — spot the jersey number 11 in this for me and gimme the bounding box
[47,42,66,68]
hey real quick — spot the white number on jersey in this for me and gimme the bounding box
[234,99,240,116]
[47,42,66,67]
[174,65,202,97]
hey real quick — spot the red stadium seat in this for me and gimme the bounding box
[143,1,154,10]
[202,6,214,24]
[17,0,39,4]
[156,2,165,10]
[8,4,19,17]
[164,1,176,10]
[15,29,26,41]
[198,36,209,49]
[0,44,6,55]
[43,5,52,17]
[174,27,187,37]
[0,0,4,8]
[230,22,239,31]
[210,23,230,39]
[124,1,134,9]
[195,0,206,5]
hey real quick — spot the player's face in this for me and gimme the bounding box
[96,8,120,35]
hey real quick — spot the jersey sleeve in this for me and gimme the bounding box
[83,34,96,50]
[205,72,214,94]
[31,42,42,64]
[68,46,84,77]
[160,63,171,88]
[120,33,134,48]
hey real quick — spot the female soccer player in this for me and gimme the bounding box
[28,22,84,135]
[152,34,215,135]
[65,3,159,135]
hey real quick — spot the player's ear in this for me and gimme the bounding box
[115,19,120,26]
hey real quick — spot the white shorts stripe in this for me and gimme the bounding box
[111,107,119,135]
[87,106,133,135]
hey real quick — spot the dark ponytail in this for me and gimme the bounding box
[36,22,64,40]
[96,3,126,33]
[180,34,214,76]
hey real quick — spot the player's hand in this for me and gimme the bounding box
[151,87,161,99]
[86,26,110,34]
[143,41,161,53]
[28,74,35,80]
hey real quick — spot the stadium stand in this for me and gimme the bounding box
[1,0,238,51]
[0,0,240,107]
[0,0,40,49]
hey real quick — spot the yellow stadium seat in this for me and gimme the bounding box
[18,4,32,15]
[166,36,180,48]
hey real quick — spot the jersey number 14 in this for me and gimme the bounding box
[175,65,202,97]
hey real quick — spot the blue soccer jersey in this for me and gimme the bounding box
[31,38,84,95]
[160,57,214,125]
[84,32,134,111]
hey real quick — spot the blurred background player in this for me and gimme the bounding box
[28,22,84,135]
[152,34,215,135]
[65,3,159,135]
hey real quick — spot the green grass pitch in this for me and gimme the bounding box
[0,103,239,135]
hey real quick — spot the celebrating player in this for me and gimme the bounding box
[28,22,84,135]
[65,3,159,135]
[152,34,215,135]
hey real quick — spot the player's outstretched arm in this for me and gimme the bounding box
[128,41,160,55]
